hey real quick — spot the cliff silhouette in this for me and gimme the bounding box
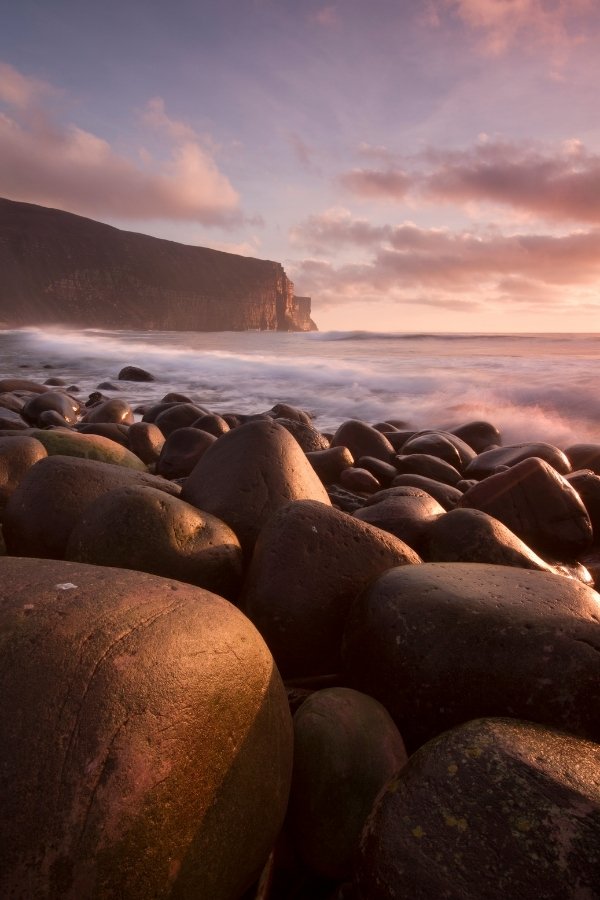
[0,198,317,332]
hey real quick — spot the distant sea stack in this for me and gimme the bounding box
[0,198,317,332]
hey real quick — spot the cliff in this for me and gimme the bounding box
[0,198,317,332]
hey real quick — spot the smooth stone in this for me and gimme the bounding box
[192,413,230,437]
[43,377,67,386]
[458,457,593,560]
[566,443,600,474]
[128,421,165,465]
[422,507,556,573]
[0,557,293,900]
[265,403,312,425]
[77,423,130,448]
[161,392,193,403]
[154,403,212,437]
[0,435,47,517]
[66,485,243,600]
[0,392,26,413]
[339,467,380,493]
[275,418,329,453]
[3,455,180,559]
[82,398,134,425]
[354,489,445,552]
[306,446,354,485]
[400,432,472,472]
[342,563,600,751]
[22,391,81,427]
[243,499,421,678]
[327,485,368,514]
[38,410,72,428]
[393,453,462,486]
[331,420,395,463]
[182,420,331,556]
[29,429,147,470]
[142,401,180,423]
[0,409,29,430]
[288,687,407,880]
[567,469,600,545]
[355,457,398,487]
[465,442,571,479]
[355,718,600,900]
[156,427,217,479]
[382,430,415,452]
[388,475,463,509]
[96,381,120,390]
[117,365,156,381]
[449,420,502,453]
[0,378,48,394]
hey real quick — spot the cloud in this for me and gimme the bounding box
[0,63,240,225]
[290,209,600,311]
[432,0,593,59]
[339,138,600,225]
[309,5,338,27]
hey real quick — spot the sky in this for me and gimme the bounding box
[2,0,600,332]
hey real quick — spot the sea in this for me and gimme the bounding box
[1,327,599,448]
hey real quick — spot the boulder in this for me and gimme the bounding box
[465,442,571,479]
[566,443,600,474]
[393,453,462,486]
[306,446,354,485]
[117,365,155,381]
[0,557,293,900]
[156,427,217,479]
[192,414,230,437]
[127,421,165,465]
[243,499,420,678]
[288,687,407,880]
[449,420,502,453]
[66,485,243,600]
[182,420,331,556]
[331,420,395,463]
[340,467,380,493]
[354,488,444,552]
[566,469,600,544]
[81,398,134,426]
[400,432,475,472]
[388,475,463,510]
[77,424,130,447]
[356,718,600,900]
[155,404,212,437]
[3,455,180,559]
[22,391,81,427]
[0,435,47,517]
[29,429,147,470]
[342,562,600,751]
[275,418,329,453]
[458,457,592,560]
[0,378,48,394]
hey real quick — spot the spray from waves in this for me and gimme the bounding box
[5,327,600,446]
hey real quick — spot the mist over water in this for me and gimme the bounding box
[1,327,599,447]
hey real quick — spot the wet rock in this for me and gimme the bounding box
[393,453,462,486]
[265,403,313,425]
[117,365,156,381]
[355,457,398,487]
[82,398,134,426]
[0,378,48,394]
[0,392,26,413]
[354,488,444,552]
[154,403,212,437]
[0,435,47,517]
[192,413,230,437]
[449,420,502,453]
[331,420,395,463]
[340,467,380,493]
[383,475,462,510]
[458,457,592,560]
[306,446,354,485]
[0,556,293,900]
[401,431,475,472]
[77,423,130,448]
[22,391,81,427]
[66,485,243,600]
[38,410,72,428]
[275,418,329,453]
[566,443,600,474]
[43,377,67,386]
[288,688,407,879]
[356,718,600,900]
[243,499,420,678]
[566,469,600,544]
[29,428,147,470]
[465,442,571,479]
[0,409,29,430]
[182,420,331,556]
[327,486,367,513]
[128,421,165,465]
[342,562,600,751]
[3,455,180,559]
[156,427,217,479]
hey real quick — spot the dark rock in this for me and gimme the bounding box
[141,401,181,423]
[161,392,193,403]
[0,392,25,413]
[243,499,420,678]
[388,474,463,509]
[355,718,600,900]
[266,403,312,425]
[289,688,407,879]
[458,457,593,560]
[22,391,81,427]
[393,453,462,485]
[0,378,48,394]
[81,398,134,425]
[128,421,165,465]
[0,409,29,430]
[355,457,398,487]
[28,428,147,469]
[401,432,474,472]
[3,455,180,559]
[306,446,354,485]
[566,469,600,544]
[339,467,380,493]
[275,418,329,453]
[465,442,571,479]
[154,403,211,437]
[43,377,67,386]
[77,423,130,447]
[182,420,331,556]
[85,391,105,407]
[156,427,217,479]
[382,430,415,452]
[192,413,231,437]
[331,420,395,463]
[449,420,502,453]
[0,556,293,900]
[66,485,243,600]
[566,443,600,474]
[96,381,120,390]
[0,435,47,517]
[342,562,600,751]
[354,489,444,551]
[327,485,368,513]
[118,365,156,382]
[37,410,72,428]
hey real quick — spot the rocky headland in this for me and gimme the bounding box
[0,198,317,332]
[0,368,599,899]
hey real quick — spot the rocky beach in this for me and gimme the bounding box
[0,351,599,899]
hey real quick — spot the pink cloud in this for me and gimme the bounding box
[339,138,600,225]
[310,5,338,27]
[0,64,240,225]
[290,210,600,311]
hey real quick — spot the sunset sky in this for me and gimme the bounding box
[2,0,600,331]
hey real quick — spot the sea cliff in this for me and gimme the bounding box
[0,198,317,332]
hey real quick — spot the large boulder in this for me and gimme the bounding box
[356,718,600,900]
[342,563,600,751]
[465,442,571,479]
[288,687,407,880]
[331,420,395,463]
[458,457,593,560]
[66,485,243,600]
[243,499,420,678]
[354,488,444,552]
[182,420,331,556]
[3,455,180,560]
[0,557,293,900]
[0,435,47,517]
[29,429,147,470]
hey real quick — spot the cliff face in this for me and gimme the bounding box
[0,198,317,332]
